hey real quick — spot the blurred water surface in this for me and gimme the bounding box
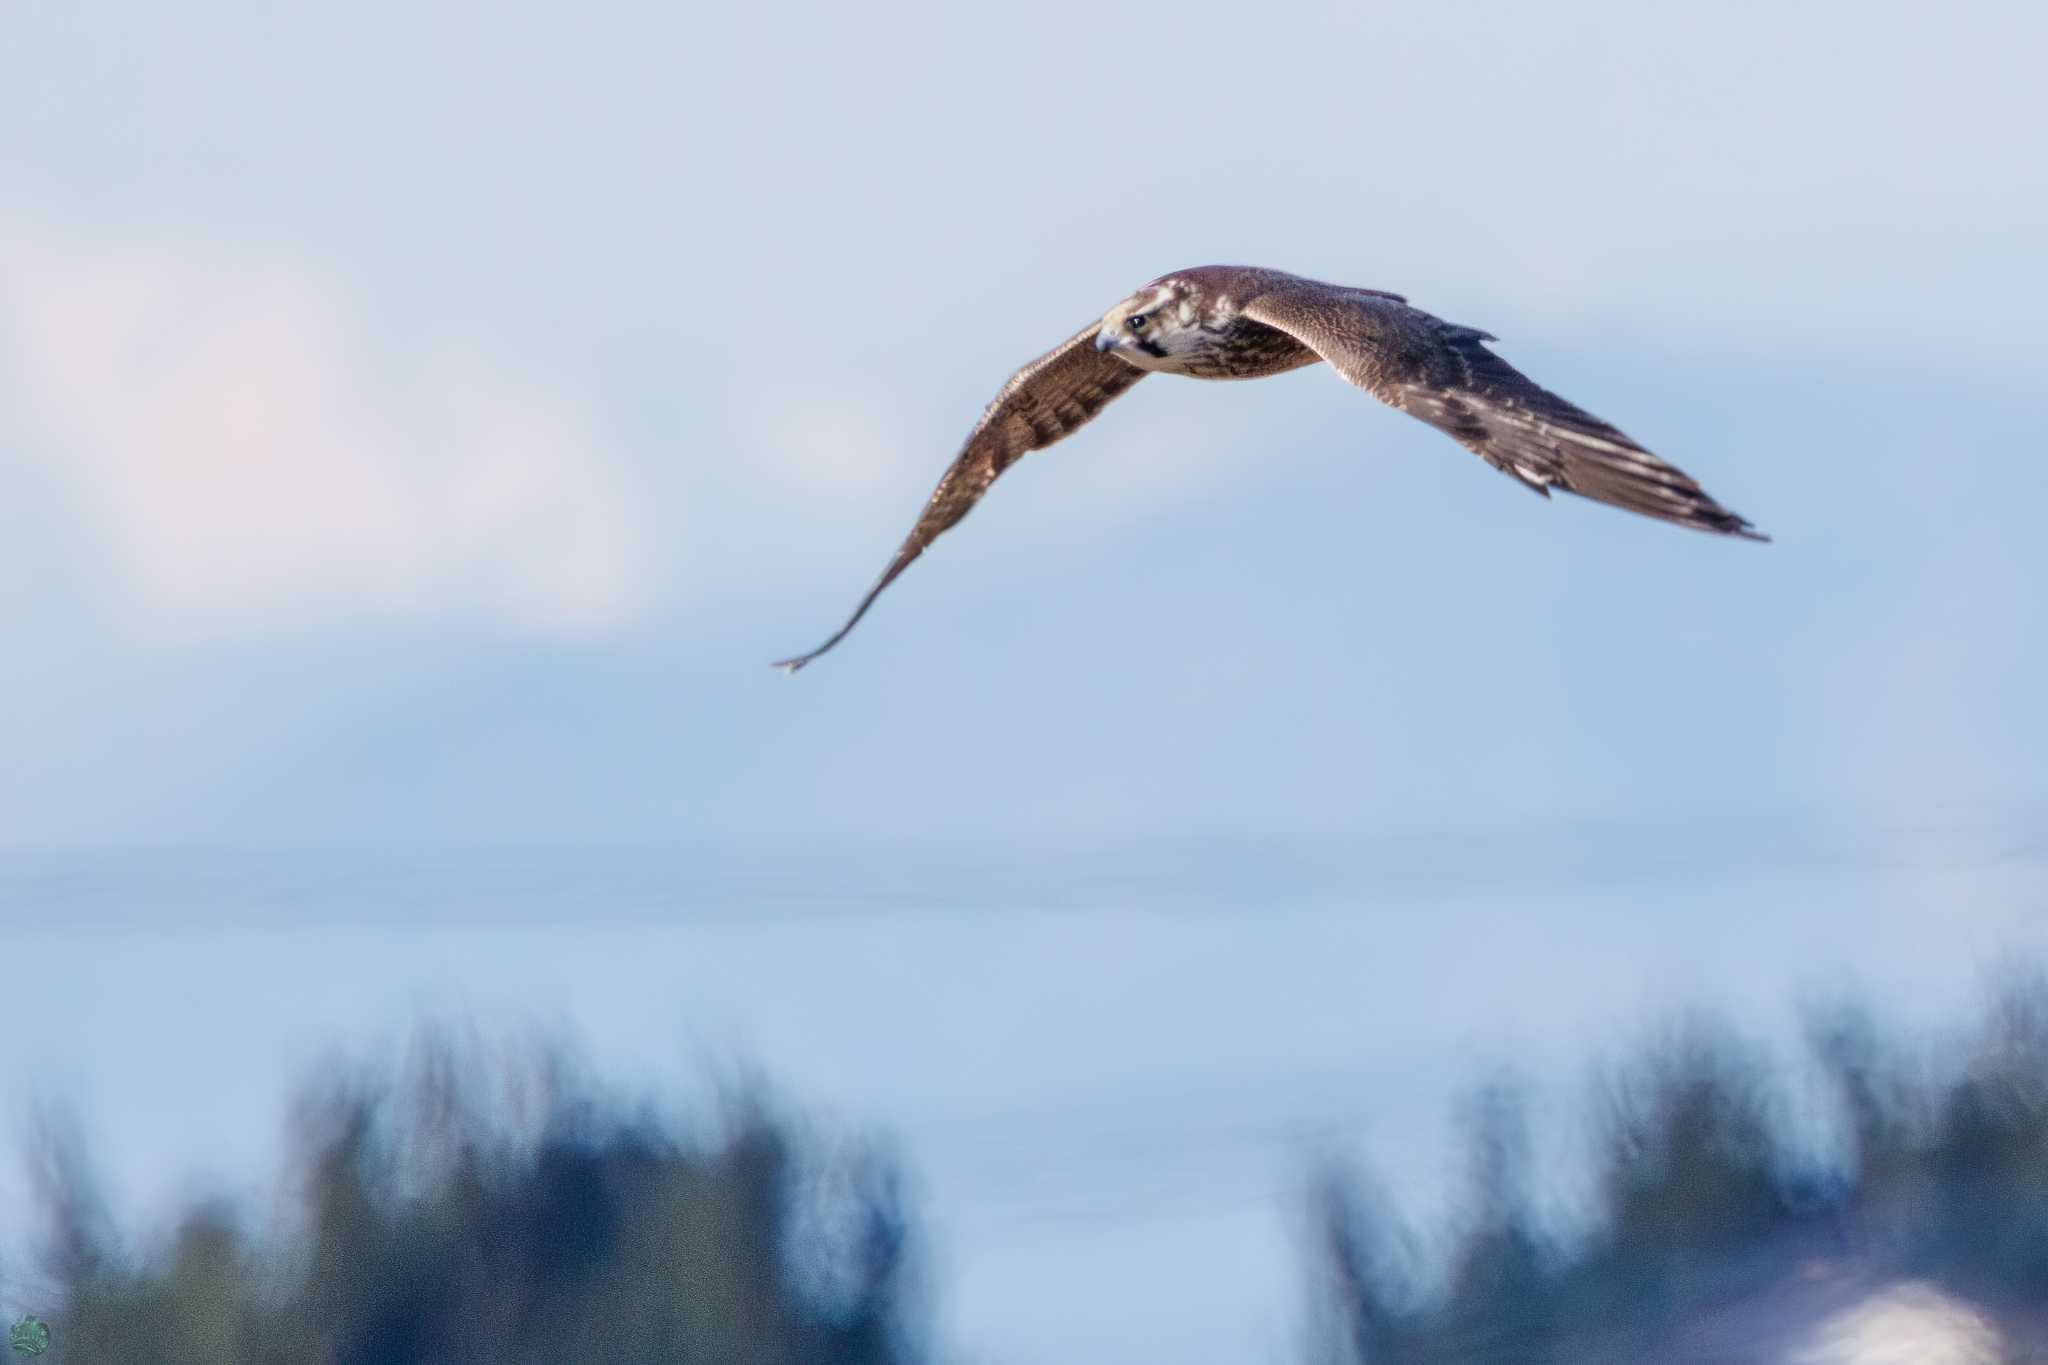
[6,810,2047,1364]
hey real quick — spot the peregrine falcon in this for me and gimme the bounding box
[773,265,1765,672]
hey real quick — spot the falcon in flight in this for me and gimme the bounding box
[773,265,1765,672]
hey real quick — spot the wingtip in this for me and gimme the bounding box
[1707,508,1769,543]
[769,656,810,675]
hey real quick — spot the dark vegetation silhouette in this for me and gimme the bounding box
[1310,973,2048,1363]
[11,976,2048,1363]
[13,1035,917,1365]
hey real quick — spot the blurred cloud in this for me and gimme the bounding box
[0,210,661,638]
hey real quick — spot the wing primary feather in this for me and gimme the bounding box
[771,546,922,673]
[773,320,1146,671]
[1242,284,1768,542]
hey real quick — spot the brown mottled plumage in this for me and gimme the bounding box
[773,266,1765,672]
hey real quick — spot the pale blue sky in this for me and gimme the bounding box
[3,3,2047,1362]
[1,0,2043,848]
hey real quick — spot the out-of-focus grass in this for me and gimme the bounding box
[18,1032,918,1365]
[1311,973,2048,1363]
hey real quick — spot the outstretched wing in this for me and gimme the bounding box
[1243,285,1766,540]
[772,321,1147,672]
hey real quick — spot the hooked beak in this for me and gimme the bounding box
[1093,326,1121,354]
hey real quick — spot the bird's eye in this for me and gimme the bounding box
[1127,313,1149,331]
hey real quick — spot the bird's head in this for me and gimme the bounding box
[1093,277,1215,372]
